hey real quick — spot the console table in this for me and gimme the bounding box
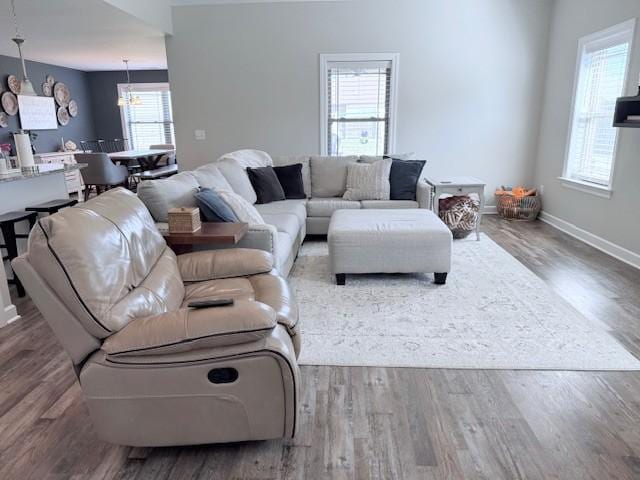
[162,222,248,254]
[425,176,486,241]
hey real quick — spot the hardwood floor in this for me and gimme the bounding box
[2,216,640,479]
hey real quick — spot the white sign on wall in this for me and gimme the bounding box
[17,95,58,130]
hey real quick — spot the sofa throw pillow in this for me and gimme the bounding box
[194,188,239,222]
[272,156,311,197]
[343,158,392,201]
[389,160,426,200]
[216,158,258,204]
[310,155,359,197]
[217,190,265,224]
[273,163,306,199]
[246,166,286,204]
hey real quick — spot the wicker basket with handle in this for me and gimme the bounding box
[168,207,202,233]
[496,194,541,221]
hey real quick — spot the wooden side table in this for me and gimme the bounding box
[162,222,249,254]
[425,176,486,241]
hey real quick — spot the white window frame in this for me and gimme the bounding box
[560,19,636,198]
[117,82,174,149]
[319,53,400,156]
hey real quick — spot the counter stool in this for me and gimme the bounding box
[0,211,37,297]
[26,199,78,215]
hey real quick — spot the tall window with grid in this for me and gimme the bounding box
[118,83,175,150]
[564,20,635,189]
[321,54,398,156]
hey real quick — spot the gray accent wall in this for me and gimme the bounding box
[166,0,553,205]
[534,0,640,255]
[0,54,96,153]
[86,70,169,140]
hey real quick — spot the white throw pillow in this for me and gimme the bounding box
[218,190,265,224]
[343,159,392,201]
[217,149,273,168]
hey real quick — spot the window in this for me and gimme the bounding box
[563,19,635,192]
[118,83,175,149]
[320,53,399,156]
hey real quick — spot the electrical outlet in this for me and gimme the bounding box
[194,129,206,140]
[540,184,545,195]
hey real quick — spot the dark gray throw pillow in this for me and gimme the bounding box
[246,166,286,204]
[194,188,239,222]
[389,160,426,200]
[273,163,306,199]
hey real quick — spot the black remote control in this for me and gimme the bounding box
[188,299,234,309]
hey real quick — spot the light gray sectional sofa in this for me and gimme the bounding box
[137,151,432,277]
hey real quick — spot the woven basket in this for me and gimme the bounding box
[496,194,541,221]
[168,207,202,233]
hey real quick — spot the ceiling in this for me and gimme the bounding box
[170,0,350,4]
[0,0,168,71]
[0,0,352,72]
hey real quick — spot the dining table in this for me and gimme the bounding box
[108,149,175,171]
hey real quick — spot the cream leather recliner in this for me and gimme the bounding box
[12,188,300,447]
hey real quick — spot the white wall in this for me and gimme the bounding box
[104,0,173,34]
[166,0,553,205]
[534,0,640,255]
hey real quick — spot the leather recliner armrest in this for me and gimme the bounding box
[177,248,274,282]
[102,300,276,357]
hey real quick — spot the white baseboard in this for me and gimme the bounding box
[483,206,497,214]
[539,211,640,270]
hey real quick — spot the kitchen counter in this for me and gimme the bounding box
[0,163,85,327]
[0,163,84,183]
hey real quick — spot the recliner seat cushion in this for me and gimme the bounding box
[102,300,277,356]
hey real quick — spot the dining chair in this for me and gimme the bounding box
[80,140,105,153]
[76,153,130,201]
[103,139,129,153]
[149,144,177,166]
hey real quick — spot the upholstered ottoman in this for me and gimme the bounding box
[327,209,452,285]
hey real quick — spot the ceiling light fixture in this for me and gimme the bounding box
[10,0,36,96]
[117,60,143,107]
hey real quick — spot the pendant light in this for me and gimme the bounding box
[117,60,142,107]
[10,0,36,96]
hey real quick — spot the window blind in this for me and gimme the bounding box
[121,85,175,150]
[566,32,631,186]
[327,61,392,156]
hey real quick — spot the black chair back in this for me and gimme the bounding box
[102,139,129,153]
[80,140,105,153]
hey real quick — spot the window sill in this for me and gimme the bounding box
[557,177,613,199]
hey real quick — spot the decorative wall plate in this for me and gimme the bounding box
[42,82,53,97]
[57,106,70,126]
[46,74,55,85]
[1,92,18,116]
[53,82,71,107]
[7,75,20,95]
[68,99,78,117]
[0,112,7,128]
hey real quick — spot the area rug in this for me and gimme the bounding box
[291,235,640,370]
